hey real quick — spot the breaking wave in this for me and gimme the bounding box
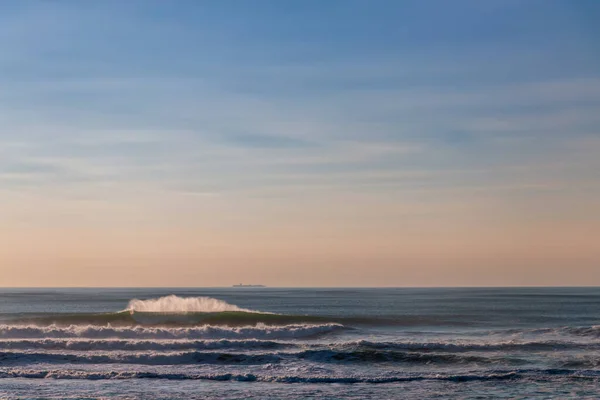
[8,311,336,327]
[126,295,256,313]
[0,323,345,340]
[3,296,464,327]
[6,296,339,327]
[0,338,292,352]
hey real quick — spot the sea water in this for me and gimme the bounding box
[0,287,599,399]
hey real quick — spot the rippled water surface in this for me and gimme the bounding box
[0,287,599,399]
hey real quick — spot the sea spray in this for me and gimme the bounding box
[126,295,255,313]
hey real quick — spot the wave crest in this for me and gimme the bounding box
[0,323,344,340]
[0,338,291,352]
[126,295,255,313]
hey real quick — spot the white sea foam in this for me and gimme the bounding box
[0,323,344,340]
[126,295,255,313]
[0,338,291,351]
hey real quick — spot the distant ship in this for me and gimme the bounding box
[232,284,265,288]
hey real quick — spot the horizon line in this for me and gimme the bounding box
[1,285,599,289]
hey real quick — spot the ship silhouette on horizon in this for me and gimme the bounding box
[232,283,266,288]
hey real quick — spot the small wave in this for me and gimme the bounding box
[1,337,595,355]
[295,349,527,365]
[0,323,344,340]
[1,368,598,383]
[0,350,280,365]
[351,340,600,352]
[0,338,594,353]
[559,326,600,338]
[0,349,528,366]
[9,310,333,327]
[0,338,292,352]
[495,325,600,338]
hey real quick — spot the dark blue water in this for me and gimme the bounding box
[0,288,599,399]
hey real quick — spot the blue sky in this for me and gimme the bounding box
[1,1,599,286]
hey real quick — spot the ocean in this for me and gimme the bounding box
[0,287,599,399]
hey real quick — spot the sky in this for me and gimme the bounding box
[1,0,599,287]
